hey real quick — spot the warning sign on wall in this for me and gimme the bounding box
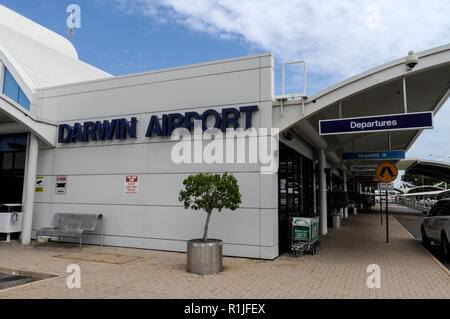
[55,176,68,194]
[124,175,139,196]
[35,176,44,193]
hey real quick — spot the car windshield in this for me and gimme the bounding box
[438,200,450,216]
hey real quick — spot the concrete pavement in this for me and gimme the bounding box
[0,212,448,299]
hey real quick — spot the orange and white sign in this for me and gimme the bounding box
[124,175,139,196]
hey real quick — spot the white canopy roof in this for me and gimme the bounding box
[0,4,111,100]
[273,43,450,173]
[0,4,112,146]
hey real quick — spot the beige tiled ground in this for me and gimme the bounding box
[0,213,448,299]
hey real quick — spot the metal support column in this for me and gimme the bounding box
[318,149,327,235]
[343,170,348,218]
[21,133,39,245]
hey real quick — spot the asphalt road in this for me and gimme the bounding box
[385,203,450,271]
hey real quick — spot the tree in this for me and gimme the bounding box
[179,173,242,242]
[330,190,349,210]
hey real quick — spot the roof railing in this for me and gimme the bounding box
[276,60,307,116]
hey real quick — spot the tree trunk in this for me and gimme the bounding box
[203,210,212,242]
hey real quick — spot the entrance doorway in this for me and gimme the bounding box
[0,134,27,204]
[278,143,315,254]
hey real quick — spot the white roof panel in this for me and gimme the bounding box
[0,4,111,97]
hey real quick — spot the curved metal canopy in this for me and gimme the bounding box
[398,159,450,184]
[273,44,450,170]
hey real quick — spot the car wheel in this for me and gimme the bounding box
[421,227,430,248]
[441,233,449,256]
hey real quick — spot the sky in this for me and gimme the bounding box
[1,0,450,181]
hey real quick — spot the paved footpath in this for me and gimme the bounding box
[0,213,448,299]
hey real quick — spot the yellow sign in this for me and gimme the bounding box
[375,162,398,183]
[35,176,44,193]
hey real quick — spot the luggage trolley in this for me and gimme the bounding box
[291,217,321,257]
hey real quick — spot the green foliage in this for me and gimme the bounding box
[179,173,242,241]
[330,190,349,209]
[179,172,242,213]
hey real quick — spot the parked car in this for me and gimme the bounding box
[421,199,450,256]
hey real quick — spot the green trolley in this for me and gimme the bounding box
[291,217,321,256]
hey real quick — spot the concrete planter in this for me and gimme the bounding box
[187,239,223,275]
[332,215,342,228]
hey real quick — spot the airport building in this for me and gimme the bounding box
[0,5,449,259]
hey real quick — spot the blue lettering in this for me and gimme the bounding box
[239,105,259,129]
[221,108,240,131]
[82,122,97,141]
[167,113,184,136]
[58,124,72,143]
[201,109,221,131]
[96,120,116,140]
[58,106,259,142]
[185,112,200,131]
[146,115,162,137]
[120,117,137,139]
[113,119,121,139]
[161,114,168,136]
[70,123,84,142]
[58,124,73,143]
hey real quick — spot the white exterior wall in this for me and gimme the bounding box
[32,54,279,259]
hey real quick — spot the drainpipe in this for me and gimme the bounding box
[313,160,317,215]
[318,149,327,235]
[343,170,348,218]
[21,133,39,245]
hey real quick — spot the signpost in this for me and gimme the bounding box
[319,111,433,135]
[378,183,394,191]
[375,163,398,243]
[55,176,68,194]
[342,151,405,161]
[375,162,398,183]
[35,176,44,193]
[378,183,394,227]
[350,165,377,172]
[124,175,139,196]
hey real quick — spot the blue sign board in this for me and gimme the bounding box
[342,151,405,161]
[319,112,433,135]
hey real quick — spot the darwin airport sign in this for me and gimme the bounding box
[58,106,258,143]
[319,111,433,135]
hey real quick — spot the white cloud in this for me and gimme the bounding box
[114,0,450,166]
[114,0,450,80]
[407,102,450,160]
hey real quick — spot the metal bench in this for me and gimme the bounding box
[35,213,103,250]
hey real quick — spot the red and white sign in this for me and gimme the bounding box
[124,175,139,196]
[55,176,68,194]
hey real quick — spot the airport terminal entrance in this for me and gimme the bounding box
[0,134,27,204]
[278,143,315,254]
